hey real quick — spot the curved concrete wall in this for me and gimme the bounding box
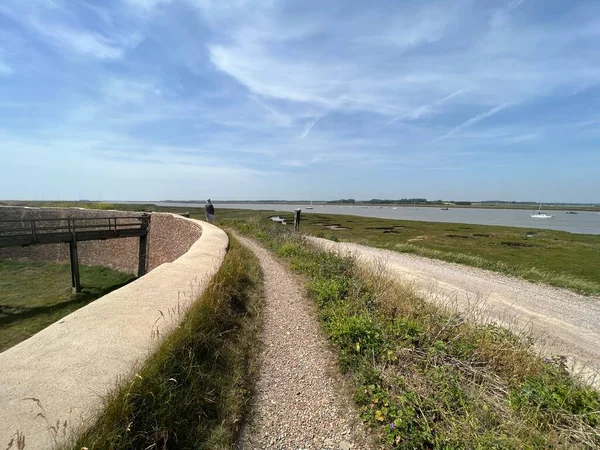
[0,207,201,274]
[0,217,228,450]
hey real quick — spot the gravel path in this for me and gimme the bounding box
[308,237,600,385]
[237,236,372,450]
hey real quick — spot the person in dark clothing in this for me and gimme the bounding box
[294,208,301,231]
[205,199,215,223]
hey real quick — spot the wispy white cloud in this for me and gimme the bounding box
[248,95,295,127]
[0,48,12,75]
[28,19,140,60]
[300,115,325,139]
[506,0,527,12]
[435,103,513,142]
[1,1,142,60]
[1,0,600,201]
[384,90,466,126]
[0,60,12,75]
[574,117,600,128]
[102,78,161,104]
[505,132,539,143]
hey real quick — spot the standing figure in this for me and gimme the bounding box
[205,199,215,223]
[294,208,301,231]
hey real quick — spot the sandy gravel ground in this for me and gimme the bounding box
[308,237,600,385]
[237,236,373,450]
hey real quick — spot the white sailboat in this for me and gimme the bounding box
[530,201,554,219]
[306,200,313,210]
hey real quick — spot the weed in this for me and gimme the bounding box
[66,234,263,450]
[237,219,600,449]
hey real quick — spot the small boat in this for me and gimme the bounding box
[565,211,578,214]
[306,200,313,210]
[530,201,554,219]
[441,207,449,211]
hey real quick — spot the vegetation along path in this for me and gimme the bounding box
[309,237,600,384]
[237,235,372,450]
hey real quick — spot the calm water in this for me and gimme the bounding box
[154,202,600,235]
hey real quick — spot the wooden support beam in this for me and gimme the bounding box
[137,214,150,277]
[69,240,81,294]
[0,214,151,288]
[138,234,148,277]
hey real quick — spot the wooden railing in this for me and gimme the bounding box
[0,215,150,292]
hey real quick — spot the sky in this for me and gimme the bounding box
[0,0,599,202]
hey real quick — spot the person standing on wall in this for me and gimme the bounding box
[205,199,215,223]
[294,208,301,231]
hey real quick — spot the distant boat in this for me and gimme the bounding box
[441,207,449,211]
[530,201,555,219]
[565,211,578,214]
[306,200,313,210]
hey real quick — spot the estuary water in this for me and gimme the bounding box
[154,202,600,235]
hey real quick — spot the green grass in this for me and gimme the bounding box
[67,233,263,450]
[0,260,134,352]
[215,209,600,295]
[237,220,600,449]
[7,201,599,293]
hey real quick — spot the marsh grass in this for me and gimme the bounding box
[65,234,263,450]
[10,204,598,295]
[220,210,600,296]
[238,220,600,449]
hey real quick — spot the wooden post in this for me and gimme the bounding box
[137,214,150,277]
[69,240,81,293]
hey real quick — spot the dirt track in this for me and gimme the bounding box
[308,237,600,385]
[237,236,372,449]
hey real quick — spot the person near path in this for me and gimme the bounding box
[205,199,215,223]
[294,208,301,231]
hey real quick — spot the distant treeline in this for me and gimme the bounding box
[326,198,473,205]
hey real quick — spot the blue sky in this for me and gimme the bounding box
[0,0,599,202]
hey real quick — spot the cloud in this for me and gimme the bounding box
[0,60,12,76]
[1,1,142,60]
[0,48,13,75]
[102,78,161,104]
[506,132,539,143]
[29,20,140,60]
[123,0,173,11]
[506,0,527,12]
[248,95,294,127]
[300,115,324,139]
[384,90,466,126]
[435,103,513,141]
[574,118,600,128]
[2,0,600,201]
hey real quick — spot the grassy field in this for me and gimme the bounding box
[5,202,600,294]
[0,260,134,352]
[215,209,600,295]
[68,234,263,450]
[236,220,600,449]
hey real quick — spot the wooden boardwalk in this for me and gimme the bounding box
[0,215,149,291]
